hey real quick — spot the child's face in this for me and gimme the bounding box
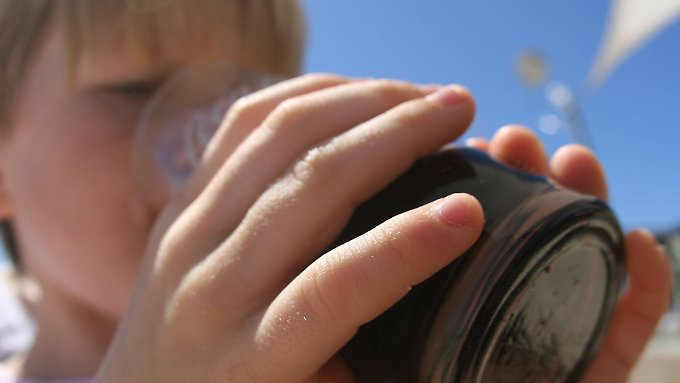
[0,23,227,319]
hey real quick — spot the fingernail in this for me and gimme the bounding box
[435,193,473,226]
[426,85,467,106]
[637,228,658,243]
[464,137,490,150]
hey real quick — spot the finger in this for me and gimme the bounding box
[307,356,357,383]
[187,74,350,201]
[207,85,476,298]
[150,75,352,249]
[549,144,608,201]
[159,81,448,278]
[581,229,672,383]
[248,194,484,382]
[464,137,490,152]
[488,125,549,175]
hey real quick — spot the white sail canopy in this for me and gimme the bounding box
[589,0,680,86]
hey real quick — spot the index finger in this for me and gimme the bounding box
[245,194,484,382]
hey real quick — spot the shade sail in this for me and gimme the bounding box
[589,0,680,86]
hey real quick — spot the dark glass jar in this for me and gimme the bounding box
[335,147,626,383]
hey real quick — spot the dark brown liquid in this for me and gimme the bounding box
[333,148,625,382]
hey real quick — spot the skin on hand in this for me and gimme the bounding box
[99,101,672,382]
[98,78,484,382]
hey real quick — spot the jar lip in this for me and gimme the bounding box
[420,189,625,382]
[131,62,286,206]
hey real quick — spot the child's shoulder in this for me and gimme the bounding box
[0,358,93,383]
[0,357,20,383]
[0,268,27,383]
[0,267,34,363]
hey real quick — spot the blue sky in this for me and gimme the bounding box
[301,0,680,231]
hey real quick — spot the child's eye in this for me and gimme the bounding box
[106,79,162,98]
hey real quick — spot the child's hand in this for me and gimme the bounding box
[468,126,673,383]
[94,72,671,382]
[96,75,483,382]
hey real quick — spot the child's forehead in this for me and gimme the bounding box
[64,1,244,79]
[55,0,303,87]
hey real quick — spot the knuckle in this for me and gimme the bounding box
[171,184,200,211]
[627,298,665,329]
[300,258,348,325]
[265,97,308,133]
[370,211,456,275]
[367,79,422,104]
[215,349,263,383]
[227,94,258,123]
[371,219,413,272]
[300,72,347,86]
[290,143,337,187]
[290,155,315,185]
[389,100,429,130]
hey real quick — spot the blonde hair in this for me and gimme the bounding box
[0,0,306,269]
[0,0,306,125]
